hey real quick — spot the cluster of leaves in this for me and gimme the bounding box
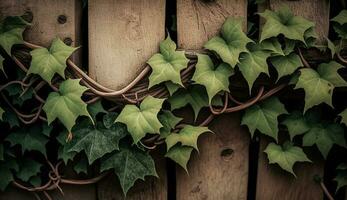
[1,5,347,196]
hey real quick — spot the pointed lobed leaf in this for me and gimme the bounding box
[165,125,211,151]
[28,38,77,83]
[165,145,193,172]
[335,171,347,191]
[270,52,303,80]
[204,17,252,67]
[264,142,311,176]
[43,79,91,132]
[317,61,347,88]
[331,10,347,25]
[87,100,107,122]
[0,159,19,191]
[281,111,311,141]
[57,132,77,164]
[115,96,164,143]
[192,54,233,103]
[165,81,181,96]
[260,38,285,56]
[147,36,189,88]
[339,109,347,126]
[158,110,183,139]
[101,143,157,195]
[16,159,42,182]
[241,97,287,141]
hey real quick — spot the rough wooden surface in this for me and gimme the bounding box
[97,149,167,200]
[256,139,324,200]
[177,0,247,50]
[175,113,250,200]
[263,0,330,43]
[88,0,165,90]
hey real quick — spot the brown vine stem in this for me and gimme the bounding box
[297,48,311,68]
[320,181,335,200]
[337,52,347,65]
[0,80,30,92]
[209,92,229,115]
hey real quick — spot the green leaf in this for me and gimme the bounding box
[0,55,4,74]
[331,10,347,25]
[0,106,4,121]
[16,159,42,182]
[115,96,164,143]
[192,54,233,103]
[238,46,271,91]
[259,6,314,42]
[68,119,128,164]
[28,38,77,83]
[147,35,189,88]
[4,84,34,106]
[270,52,303,80]
[5,125,49,156]
[43,79,91,132]
[165,145,193,172]
[73,155,88,175]
[0,16,29,55]
[57,132,77,164]
[87,100,107,122]
[158,110,183,139]
[339,109,347,126]
[1,108,20,128]
[264,142,311,176]
[241,97,287,142]
[165,125,211,151]
[318,61,347,87]
[281,111,311,140]
[165,81,181,96]
[260,38,285,56]
[303,123,346,159]
[0,159,19,191]
[101,143,157,195]
[334,171,347,191]
[204,17,252,67]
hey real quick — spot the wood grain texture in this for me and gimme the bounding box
[177,0,247,50]
[88,0,165,90]
[263,0,330,43]
[97,149,167,200]
[175,113,250,200]
[256,139,323,200]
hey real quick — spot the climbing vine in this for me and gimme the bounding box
[1,5,347,199]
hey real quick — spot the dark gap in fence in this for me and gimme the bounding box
[165,0,177,199]
[81,0,89,72]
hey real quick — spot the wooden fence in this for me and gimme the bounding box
[0,0,343,199]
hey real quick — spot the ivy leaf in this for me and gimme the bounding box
[259,6,314,43]
[204,17,252,68]
[73,155,88,175]
[264,142,311,176]
[43,79,91,132]
[0,106,4,121]
[339,109,347,126]
[1,108,19,128]
[28,38,78,83]
[87,100,107,122]
[147,35,189,88]
[57,132,77,164]
[100,143,157,195]
[0,16,29,55]
[165,145,193,172]
[241,97,288,142]
[318,61,347,87]
[16,159,42,182]
[115,96,164,143]
[0,159,19,191]
[68,119,128,164]
[165,81,181,96]
[192,54,233,103]
[270,52,303,80]
[260,38,285,56]
[238,46,271,91]
[281,111,311,140]
[165,125,211,151]
[303,123,346,159]
[335,171,347,191]
[4,84,34,106]
[5,125,49,156]
[0,55,5,74]
[158,110,183,139]
[331,10,347,26]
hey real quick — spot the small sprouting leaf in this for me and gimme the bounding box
[87,100,107,122]
[0,159,19,191]
[28,38,78,83]
[16,159,42,182]
[264,142,311,176]
[303,123,346,159]
[68,119,128,164]
[5,125,49,156]
[158,110,183,139]
[204,17,252,67]
[147,35,189,88]
[0,16,29,55]
[281,111,311,140]
[241,97,287,141]
[101,143,157,195]
[339,109,347,126]
[43,79,91,132]
[238,46,271,91]
[270,52,303,80]
[259,6,314,42]
[165,125,211,151]
[192,54,233,103]
[115,96,164,143]
[165,145,193,172]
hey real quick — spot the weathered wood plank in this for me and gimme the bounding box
[256,139,324,200]
[88,0,166,90]
[177,0,247,50]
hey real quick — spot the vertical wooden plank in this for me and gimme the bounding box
[88,0,166,90]
[88,1,167,199]
[177,0,247,50]
[0,1,92,200]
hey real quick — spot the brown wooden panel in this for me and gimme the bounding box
[177,0,247,50]
[88,0,166,90]
[256,139,323,200]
